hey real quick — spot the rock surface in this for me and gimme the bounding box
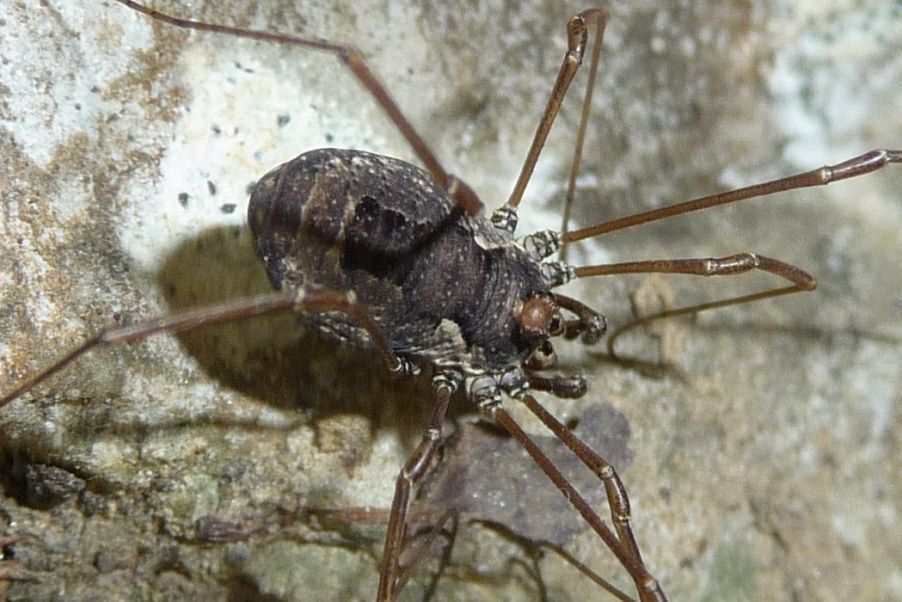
[1,1,899,600]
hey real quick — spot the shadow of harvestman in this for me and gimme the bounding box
[190,406,636,599]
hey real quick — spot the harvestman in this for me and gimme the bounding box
[2,1,899,600]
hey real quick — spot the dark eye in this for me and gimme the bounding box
[548,311,564,335]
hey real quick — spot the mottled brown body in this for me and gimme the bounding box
[249,148,549,372]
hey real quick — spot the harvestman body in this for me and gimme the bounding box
[2,1,899,600]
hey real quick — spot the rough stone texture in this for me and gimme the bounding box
[0,1,899,601]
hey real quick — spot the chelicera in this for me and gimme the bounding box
[1,1,899,600]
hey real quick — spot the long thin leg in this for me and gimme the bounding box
[493,9,609,231]
[559,10,607,261]
[111,0,482,215]
[394,510,458,599]
[533,538,634,602]
[0,289,409,408]
[563,149,901,243]
[378,375,455,601]
[518,394,645,568]
[471,519,635,602]
[489,402,666,602]
[575,252,816,358]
